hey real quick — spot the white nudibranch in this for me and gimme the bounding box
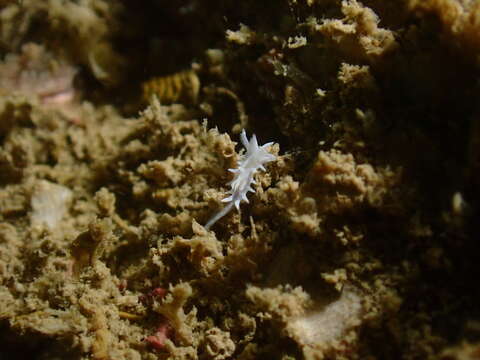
[205,129,277,230]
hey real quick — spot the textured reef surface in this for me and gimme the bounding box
[1,1,479,359]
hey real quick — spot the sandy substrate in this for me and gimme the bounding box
[0,0,479,359]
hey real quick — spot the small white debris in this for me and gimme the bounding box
[287,36,307,49]
[30,180,72,230]
[316,88,326,97]
[452,191,466,216]
[286,287,362,352]
[226,24,256,45]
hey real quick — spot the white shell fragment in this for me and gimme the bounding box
[286,287,363,352]
[30,180,73,230]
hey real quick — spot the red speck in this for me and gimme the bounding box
[118,279,128,292]
[150,287,167,298]
[145,321,173,350]
[139,287,167,305]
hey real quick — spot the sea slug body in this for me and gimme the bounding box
[205,129,276,230]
